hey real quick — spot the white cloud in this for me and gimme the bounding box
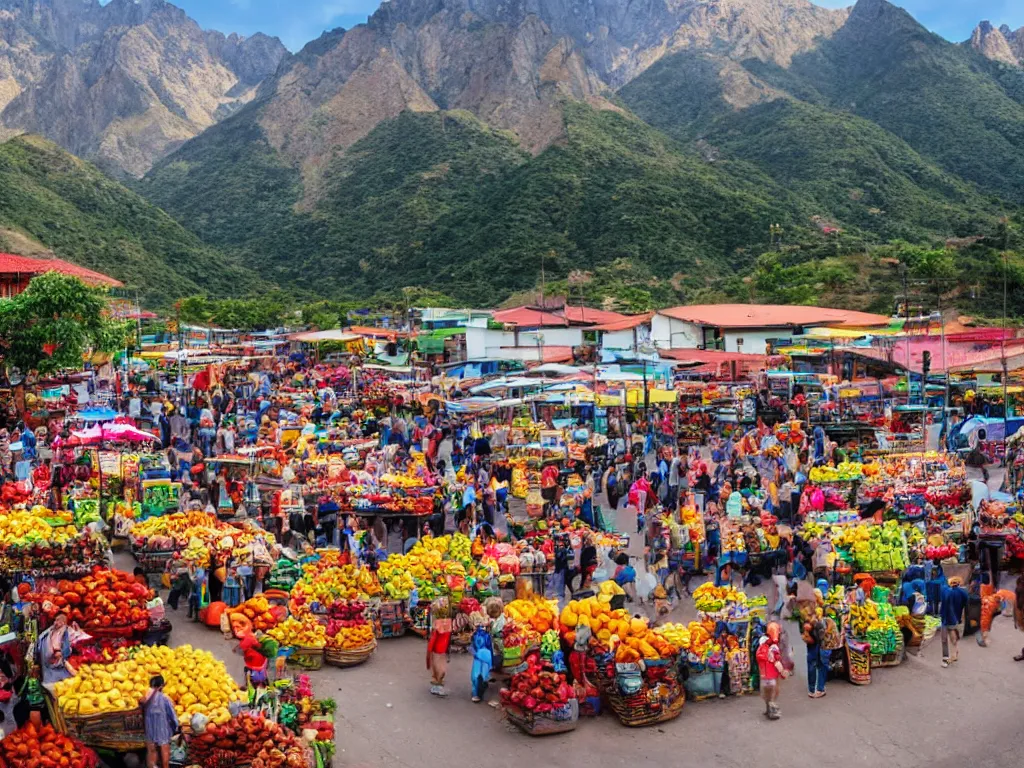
[320,2,367,23]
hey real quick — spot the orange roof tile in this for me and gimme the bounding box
[0,252,122,287]
[492,307,569,327]
[559,306,629,325]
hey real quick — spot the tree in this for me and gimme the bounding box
[0,272,122,375]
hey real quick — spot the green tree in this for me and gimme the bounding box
[0,272,119,375]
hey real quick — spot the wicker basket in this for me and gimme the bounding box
[504,699,579,735]
[52,695,146,751]
[286,645,326,671]
[605,680,685,727]
[325,639,376,668]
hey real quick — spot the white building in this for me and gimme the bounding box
[651,305,890,354]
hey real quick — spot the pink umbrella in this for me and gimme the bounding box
[69,425,103,445]
[101,423,159,442]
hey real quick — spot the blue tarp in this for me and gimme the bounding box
[75,407,119,422]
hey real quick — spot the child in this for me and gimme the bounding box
[426,598,452,697]
[755,622,789,720]
[469,617,493,703]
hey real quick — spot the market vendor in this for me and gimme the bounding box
[37,612,75,684]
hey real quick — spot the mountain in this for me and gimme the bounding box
[0,0,287,176]
[0,133,265,304]
[968,21,1020,66]
[139,0,1023,309]
[969,21,1024,66]
[758,0,1024,204]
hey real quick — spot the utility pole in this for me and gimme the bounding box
[1003,245,1009,453]
[173,301,184,408]
[902,264,911,405]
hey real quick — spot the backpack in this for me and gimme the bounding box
[821,616,843,651]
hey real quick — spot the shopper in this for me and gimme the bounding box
[940,575,969,668]
[803,610,831,698]
[755,622,789,720]
[141,675,179,768]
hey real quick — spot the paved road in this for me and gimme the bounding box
[131,461,1023,768]
[149,553,1021,768]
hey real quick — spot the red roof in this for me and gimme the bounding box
[0,253,122,287]
[559,306,629,325]
[588,312,653,332]
[492,307,569,327]
[657,304,889,329]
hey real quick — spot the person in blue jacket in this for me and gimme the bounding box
[469,621,493,703]
[940,575,969,668]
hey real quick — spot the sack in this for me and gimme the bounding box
[821,617,843,651]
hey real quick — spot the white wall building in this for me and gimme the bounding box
[651,305,890,353]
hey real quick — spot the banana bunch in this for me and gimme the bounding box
[849,602,879,636]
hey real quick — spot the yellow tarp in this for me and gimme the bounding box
[626,388,677,406]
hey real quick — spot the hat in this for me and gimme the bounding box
[948,576,963,587]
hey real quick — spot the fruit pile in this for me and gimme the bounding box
[924,543,958,561]
[377,535,488,601]
[656,618,735,663]
[23,569,152,631]
[0,509,79,546]
[187,714,307,768]
[67,636,139,669]
[560,586,677,662]
[0,722,98,768]
[858,603,900,654]
[499,652,576,714]
[291,563,382,608]
[809,462,864,483]
[229,595,283,632]
[504,596,559,635]
[268,615,327,649]
[131,511,275,558]
[54,645,244,723]
[692,583,758,615]
[325,601,375,649]
[833,521,908,571]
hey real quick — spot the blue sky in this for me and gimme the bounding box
[141,0,1024,52]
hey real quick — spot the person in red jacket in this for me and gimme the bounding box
[426,598,452,697]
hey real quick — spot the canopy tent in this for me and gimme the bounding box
[73,407,120,423]
[288,329,363,344]
[70,423,159,444]
[625,388,678,406]
[529,363,582,376]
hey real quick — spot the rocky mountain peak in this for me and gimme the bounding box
[969,19,1019,66]
[0,0,286,175]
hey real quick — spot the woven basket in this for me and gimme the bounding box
[605,680,685,727]
[504,700,579,735]
[286,645,326,671]
[54,696,147,751]
[325,639,376,668]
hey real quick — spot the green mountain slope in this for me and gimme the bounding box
[760,0,1024,204]
[700,100,993,242]
[0,135,266,305]
[620,56,997,243]
[144,104,820,305]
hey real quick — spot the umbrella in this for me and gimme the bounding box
[71,424,158,444]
